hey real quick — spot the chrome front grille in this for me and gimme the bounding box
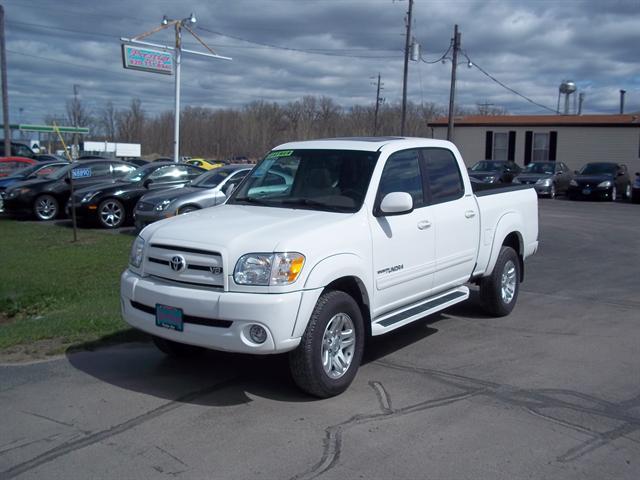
[145,243,224,288]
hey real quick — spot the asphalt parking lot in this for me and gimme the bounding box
[1,199,639,480]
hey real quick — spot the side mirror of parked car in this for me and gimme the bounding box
[143,178,153,188]
[223,183,236,197]
[377,192,413,217]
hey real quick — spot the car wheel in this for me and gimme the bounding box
[179,205,199,214]
[34,194,59,221]
[480,246,520,317]
[152,336,204,358]
[289,290,364,398]
[610,186,617,202]
[98,198,125,228]
[549,184,556,199]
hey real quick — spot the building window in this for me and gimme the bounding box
[493,132,508,160]
[533,133,550,161]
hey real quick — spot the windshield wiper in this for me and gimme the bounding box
[280,198,350,212]
[232,196,274,206]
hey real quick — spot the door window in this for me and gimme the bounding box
[378,149,424,208]
[422,148,464,204]
[111,163,136,178]
[148,165,192,183]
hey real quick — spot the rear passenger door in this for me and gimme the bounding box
[421,148,480,293]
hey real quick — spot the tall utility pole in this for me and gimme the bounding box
[373,73,383,136]
[447,24,461,141]
[172,18,183,163]
[400,0,413,136]
[73,84,79,159]
[0,5,10,157]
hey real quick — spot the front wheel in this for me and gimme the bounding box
[610,186,617,202]
[98,198,125,228]
[549,184,556,199]
[479,246,520,317]
[34,194,59,221]
[289,291,364,398]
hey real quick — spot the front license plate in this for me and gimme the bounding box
[582,188,591,195]
[156,304,184,332]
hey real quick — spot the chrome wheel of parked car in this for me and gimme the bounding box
[501,260,517,304]
[290,290,364,398]
[549,184,556,199]
[34,194,59,221]
[611,186,617,201]
[321,313,356,379]
[98,199,125,228]
[625,184,632,200]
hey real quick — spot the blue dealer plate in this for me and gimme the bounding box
[156,304,184,332]
[582,188,591,195]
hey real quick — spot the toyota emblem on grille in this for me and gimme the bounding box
[170,255,186,272]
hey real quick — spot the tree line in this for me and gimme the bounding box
[46,96,506,160]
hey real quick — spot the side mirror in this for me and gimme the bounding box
[64,176,71,184]
[223,183,236,197]
[616,171,624,177]
[378,192,413,216]
[635,172,640,177]
[143,178,152,188]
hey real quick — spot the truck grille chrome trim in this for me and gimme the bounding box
[150,243,220,256]
[130,300,232,328]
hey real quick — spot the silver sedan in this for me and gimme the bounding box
[134,165,251,230]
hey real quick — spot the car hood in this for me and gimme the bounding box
[574,174,614,183]
[468,170,499,177]
[140,203,358,268]
[516,173,551,181]
[139,186,203,205]
[5,176,54,190]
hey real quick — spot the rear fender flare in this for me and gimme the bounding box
[485,212,524,277]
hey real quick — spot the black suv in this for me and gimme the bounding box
[3,160,137,220]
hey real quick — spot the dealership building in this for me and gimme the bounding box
[429,114,640,173]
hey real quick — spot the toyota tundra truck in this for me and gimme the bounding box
[121,137,538,397]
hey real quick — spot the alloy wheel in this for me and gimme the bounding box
[501,260,517,304]
[321,313,356,379]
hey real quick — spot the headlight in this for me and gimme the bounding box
[484,176,496,183]
[129,236,145,268]
[234,252,305,286]
[81,191,101,203]
[536,178,551,186]
[154,199,175,211]
[597,180,612,188]
[569,179,578,187]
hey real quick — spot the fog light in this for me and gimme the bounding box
[249,325,267,344]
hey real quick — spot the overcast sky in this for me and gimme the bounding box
[4,0,640,127]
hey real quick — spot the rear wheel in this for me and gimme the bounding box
[98,198,125,228]
[480,246,520,317]
[152,336,204,358]
[624,184,632,200]
[289,291,364,398]
[34,194,59,221]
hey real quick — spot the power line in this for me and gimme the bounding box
[460,49,557,113]
[419,42,452,64]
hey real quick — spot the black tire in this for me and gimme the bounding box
[289,290,364,398]
[33,194,59,221]
[152,336,204,358]
[98,198,126,228]
[479,246,520,317]
[179,205,199,214]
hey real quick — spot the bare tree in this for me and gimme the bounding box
[99,101,117,141]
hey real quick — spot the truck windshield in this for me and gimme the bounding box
[229,149,379,213]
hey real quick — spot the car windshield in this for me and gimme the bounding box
[228,149,379,213]
[523,162,555,175]
[7,164,42,178]
[579,163,617,175]
[192,168,240,188]
[122,164,157,182]
[470,161,505,172]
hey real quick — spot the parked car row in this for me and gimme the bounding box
[468,160,635,202]
[1,157,256,229]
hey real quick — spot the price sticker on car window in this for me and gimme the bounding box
[72,167,92,179]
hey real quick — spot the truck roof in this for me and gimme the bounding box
[274,137,454,152]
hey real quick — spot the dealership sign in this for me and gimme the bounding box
[122,45,173,75]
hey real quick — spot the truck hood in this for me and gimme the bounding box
[142,203,354,263]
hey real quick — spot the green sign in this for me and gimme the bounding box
[9,124,90,134]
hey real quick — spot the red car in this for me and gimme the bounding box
[0,157,38,178]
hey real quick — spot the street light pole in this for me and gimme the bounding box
[173,22,182,163]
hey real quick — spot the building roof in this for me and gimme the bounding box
[430,114,640,127]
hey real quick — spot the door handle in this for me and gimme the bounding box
[417,220,431,230]
[465,210,476,219]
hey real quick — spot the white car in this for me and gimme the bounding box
[121,137,538,397]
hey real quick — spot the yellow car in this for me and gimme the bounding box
[184,158,226,170]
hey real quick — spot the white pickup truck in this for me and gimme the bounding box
[121,137,538,397]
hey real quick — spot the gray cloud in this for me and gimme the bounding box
[3,0,639,128]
